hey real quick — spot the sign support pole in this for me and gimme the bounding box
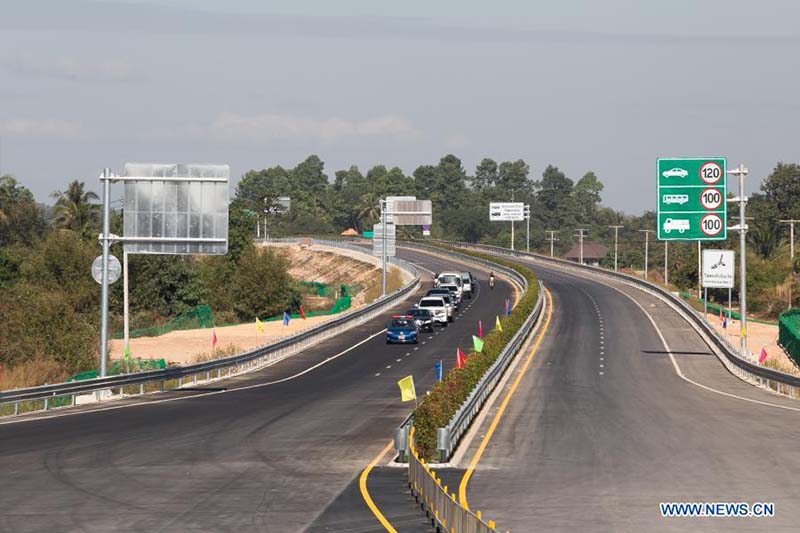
[525,207,530,253]
[697,241,702,298]
[511,220,515,251]
[728,288,732,332]
[704,286,708,323]
[381,200,387,297]
[99,168,111,378]
[123,250,130,362]
[664,241,669,287]
[729,164,749,358]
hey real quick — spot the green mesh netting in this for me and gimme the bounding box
[679,292,777,325]
[778,309,800,367]
[112,305,214,339]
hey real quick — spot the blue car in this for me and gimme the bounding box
[386,316,419,344]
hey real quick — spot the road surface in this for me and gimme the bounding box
[0,248,511,532]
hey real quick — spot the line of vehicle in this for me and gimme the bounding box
[459,288,554,510]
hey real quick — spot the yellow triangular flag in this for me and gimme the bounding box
[397,375,416,402]
[496,315,503,332]
[256,317,264,334]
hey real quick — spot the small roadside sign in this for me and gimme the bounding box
[92,254,122,284]
[702,249,734,288]
[489,202,525,221]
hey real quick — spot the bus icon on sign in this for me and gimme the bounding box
[663,194,689,205]
[663,218,690,234]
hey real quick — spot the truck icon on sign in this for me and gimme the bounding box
[663,218,690,234]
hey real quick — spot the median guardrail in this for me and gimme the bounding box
[0,238,420,417]
[407,427,497,533]
[438,240,800,398]
[393,241,543,462]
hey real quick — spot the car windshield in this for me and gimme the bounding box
[408,309,430,318]
[389,318,413,328]
[419,298,443,307]
[461,274,470,282]
[440,275,460,285]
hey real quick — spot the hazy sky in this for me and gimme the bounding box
[1,0,799,212]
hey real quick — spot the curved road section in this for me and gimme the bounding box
[0,249,511,532]
[462,257,800,532]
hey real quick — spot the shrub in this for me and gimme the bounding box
[412,246,539,459]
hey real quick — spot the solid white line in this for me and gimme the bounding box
[611,282,800,414]
[0,328,389,426]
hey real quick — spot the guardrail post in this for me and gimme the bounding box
[437,427,450,463]
[14,402,19,415]
[139,383,144,395]
[178,377,182,388]
[394,426,409,463]
[160,380,165,392]
[44,396,49,411]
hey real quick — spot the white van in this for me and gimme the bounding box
[418,296,449,327]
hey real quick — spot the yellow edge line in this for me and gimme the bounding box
[359,440,398,532]
[459,287,554,509]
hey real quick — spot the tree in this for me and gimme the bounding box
[0,175,46,245]
[761,163,800,221]
[574,171,604,223]
[497,159,531,197]
[535,165,576,229]
[472,158,498,191]
[748,221,783,260]
[50,180,100,236]
[230,247,297,320]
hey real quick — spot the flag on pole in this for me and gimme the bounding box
[282,311,291,326]
[123,342,130,364]
[472,335,484,353]
[212,329,218,349]
[759,346,768,364]
[397,375,416,402]
[496,315,503,332]
[504,299,511,316]
[300,305,306,319]
[456,348,467,369]
[434,360,443,382]
[719,308,723,324]
[477,320,483,339]
[256,317,264,334]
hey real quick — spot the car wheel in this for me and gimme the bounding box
[443,321,448,328]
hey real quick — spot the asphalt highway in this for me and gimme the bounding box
[0,248,512,532]
[462,258,800,532]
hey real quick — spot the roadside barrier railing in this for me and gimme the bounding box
[393,241,543,463]
[0,238,419,417]
[408,427,496,533]
[438,240,800,398]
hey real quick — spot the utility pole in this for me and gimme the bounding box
[575,228,588,265]
[728,164,749,358]
[546,230,559,257]
[609,225,623,272]
[638,229,653,280]
[780,219,799,259]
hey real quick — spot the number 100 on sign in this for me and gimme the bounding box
[657,157,727,241]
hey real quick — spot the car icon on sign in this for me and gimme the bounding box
[663,218,690,234]
[662,168,689,178]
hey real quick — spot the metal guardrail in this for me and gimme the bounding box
[440,240,800,397]
[408,427,496,533]
[0,238,420,416]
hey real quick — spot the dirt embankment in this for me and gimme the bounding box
[110,243,392,365]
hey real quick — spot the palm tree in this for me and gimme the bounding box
[356,192,381,229]
[50,180,100,233]
[748,222,783,260]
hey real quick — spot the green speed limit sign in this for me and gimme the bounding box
[657,157,727,241]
